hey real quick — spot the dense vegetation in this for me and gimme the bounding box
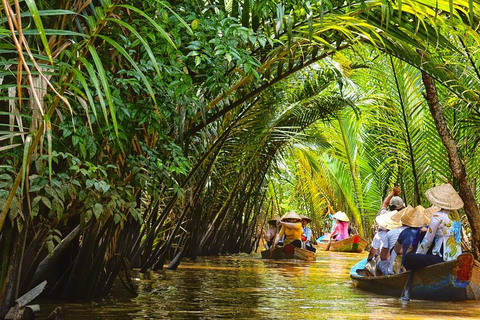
[2,0,480,315]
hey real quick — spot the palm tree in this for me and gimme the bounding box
[3,1,480,315]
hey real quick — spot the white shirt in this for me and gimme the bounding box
[385,226,407,250]
[371,230,388,250]
[384,226,407,274]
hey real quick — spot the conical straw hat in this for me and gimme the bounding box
[268,215,281,224]
[392,205,414,223]
[401,205,428,227]
[300,215,312,223]
[375,210,401,230]
[332,211,349,222]
[281,210,302,222]
[425,184,464,210]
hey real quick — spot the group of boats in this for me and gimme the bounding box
[260,235,480,301]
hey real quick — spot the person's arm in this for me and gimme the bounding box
[329,217,336,233]
[367,248,378,262]
[388,250,398,274]
[393,241,402,255]
[416,217,440,254]
[379,247,390,261]
[279,221,298,228]
[381,186,401,209]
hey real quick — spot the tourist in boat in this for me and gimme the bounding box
[403,184,464,271]
[330,211,350,241]
[301,215,316,253]
[366,187,402,266]
[376,207,412,275]
[365,209,400,274]
[402,205,440,256]
[275,210,303,248]
[378,186,405,216]
[264,215,281,249]
[393,205,437,270]
[391,205,431,273]
[368,186,405,272]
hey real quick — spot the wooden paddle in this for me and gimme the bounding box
[400,271,414,301]
[325,236,332,251]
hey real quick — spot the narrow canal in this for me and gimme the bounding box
[37,251,480,319]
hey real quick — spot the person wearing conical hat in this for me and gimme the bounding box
[392,205,429,270]
[376,206,413,275]
[404,184,464,272]
[330,211,350,241]
[366,209,402,267]
[301,215,316,253]
[264,215,281,249]
[275,210,303,248]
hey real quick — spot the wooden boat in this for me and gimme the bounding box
[317,235,368,253]
[350,253,480,301]
[261,244,316,261]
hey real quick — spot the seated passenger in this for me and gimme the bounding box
[264,215,281,249]
[393,205,438,272]
[331,211,350,241]
[275,210,303,248]
[404,184,463,271]
[376,206,414,275]
[365,209,400,275]
[301,215,316,252]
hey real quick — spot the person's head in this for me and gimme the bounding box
[332,211,349,222]
[425,183,464,211]
[268,215,281,226]
[281,210,302,223]
[301,215,312,227]
[389,196,405,211]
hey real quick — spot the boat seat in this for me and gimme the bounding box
[356,268,375,277]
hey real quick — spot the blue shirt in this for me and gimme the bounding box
[303,227,313,246]
[397,227,419,263]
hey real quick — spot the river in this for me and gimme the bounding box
[36,251,480,319]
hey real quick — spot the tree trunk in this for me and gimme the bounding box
[420,68,480,260]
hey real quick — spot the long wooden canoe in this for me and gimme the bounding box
[350,253,480,301]
[317,235,368,253]
[261,245,316,261]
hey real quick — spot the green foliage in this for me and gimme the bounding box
[3,0,480,305]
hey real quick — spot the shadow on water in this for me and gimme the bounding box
[36,251,480,319]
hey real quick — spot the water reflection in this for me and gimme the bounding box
[36,251,480,319]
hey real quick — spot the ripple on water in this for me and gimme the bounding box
[36,252,480,319]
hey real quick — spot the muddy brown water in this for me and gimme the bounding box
[36,251,480,319]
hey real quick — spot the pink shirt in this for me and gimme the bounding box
[332,221,349,241]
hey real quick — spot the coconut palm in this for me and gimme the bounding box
[3,1,480,315]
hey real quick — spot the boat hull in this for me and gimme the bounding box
[350,253,480,301]
[261,246,316,261]
[317,235,368,253]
